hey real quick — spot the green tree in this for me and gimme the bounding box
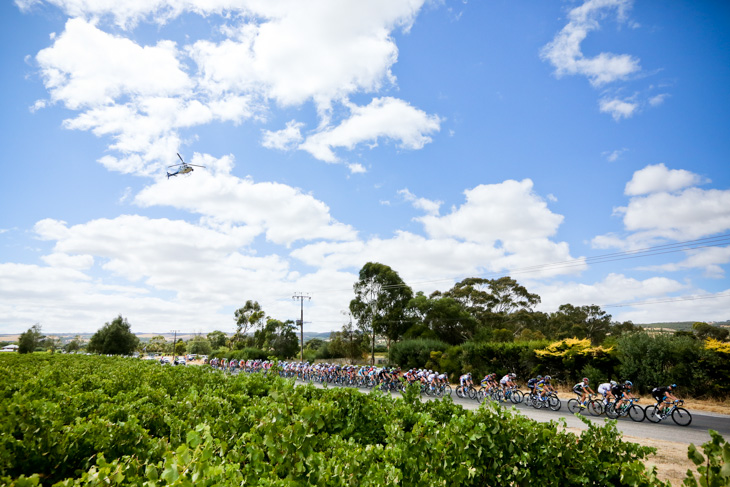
[350,262,413,364]
[145,335,168,353]
[44,336,62,354]
[304,338,326,351]
[252,318,298,358]
[17,324,45,354]
[549,304,612,344]
[233,301,266,347]
[443,277,541,333]
[207,330,228,349]
[406,292,477,345]
[87,315,140,355]
[692,322,730,341]
[63,335,84,353]
[328,321,368,361]
[187,337,212,356]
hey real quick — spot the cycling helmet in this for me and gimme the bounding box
[537,375,543,380]
[545,375,551,380]
[467,372,472,377]
[624,380,633,387]
[610,380,617,386]
[582,377,589,383]
[670,383,677,389]
[510,373,516,378]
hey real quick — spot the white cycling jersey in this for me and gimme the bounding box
[500,375,511,385]
[597,383,611,395]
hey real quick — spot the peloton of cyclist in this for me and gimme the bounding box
[572,377,595,408]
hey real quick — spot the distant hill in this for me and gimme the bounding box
[637,320,730,331]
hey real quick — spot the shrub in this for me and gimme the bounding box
[389,338,449,369]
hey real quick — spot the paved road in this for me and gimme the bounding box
[288,377,730,446]
[448,394,730,446]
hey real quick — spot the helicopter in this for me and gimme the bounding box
[167,153,205,179]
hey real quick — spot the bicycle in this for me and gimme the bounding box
[567,393,603,417]
[645,399,692,426]
[532,391,561,411]
[456,383,478,400]
[503,386,524,404]
[605,397,645,422]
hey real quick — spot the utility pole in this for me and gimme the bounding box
[170,330,179,363]
[292,293,310,361]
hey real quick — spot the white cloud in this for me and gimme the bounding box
[624,163,707,196]
[599,97,638,120]
[610,290,730,324]
[347,163,367,174]
[593,166,730,254]
[36,18,192,110]
[134,156,358,246]
[618,188,730,241]
[262,120,304,150]
[27,2,437,175]
[541,0,640,87]
[649,93,669,106]
[637,246,730,278]
[418,179,564,244]
[398,188,442,216]
[299,97,441,163]
[534,273,685,312]
[602,148,627,162]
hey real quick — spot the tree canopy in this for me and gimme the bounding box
[87,315,139,355]
[350,262,413,363]
[18,324,45,354]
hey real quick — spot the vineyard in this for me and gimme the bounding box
[0,354,713,486]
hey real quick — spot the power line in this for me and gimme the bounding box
[304,233,730,296]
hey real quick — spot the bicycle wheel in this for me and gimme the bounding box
[588,400,603,416]
[628,405,645,422]
[548,395,561,411]
[645,405,661,423]
[510,390,524,404]
[443,385,452,397]
[672,407,692,427]
[468,387,477,400]
[567,399,581,414]
[524,393,533,407]
[605,403,619,419]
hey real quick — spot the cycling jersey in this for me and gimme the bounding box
[597,383,611,395]
[500,375,511,385]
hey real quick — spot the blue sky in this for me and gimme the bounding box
[1,0,729,335]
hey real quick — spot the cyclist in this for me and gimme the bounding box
[527,375,541,397]
[652,384,679,418]
[536,375,555,402]
[597,380,616,404]
[618,380,636,409]
[500,373,516,392]
[458,372,473,395]
[572,377,595,408]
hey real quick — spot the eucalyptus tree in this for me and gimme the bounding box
[233,300,266,348]
[406,292,477,345]
[350,262,413,364]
